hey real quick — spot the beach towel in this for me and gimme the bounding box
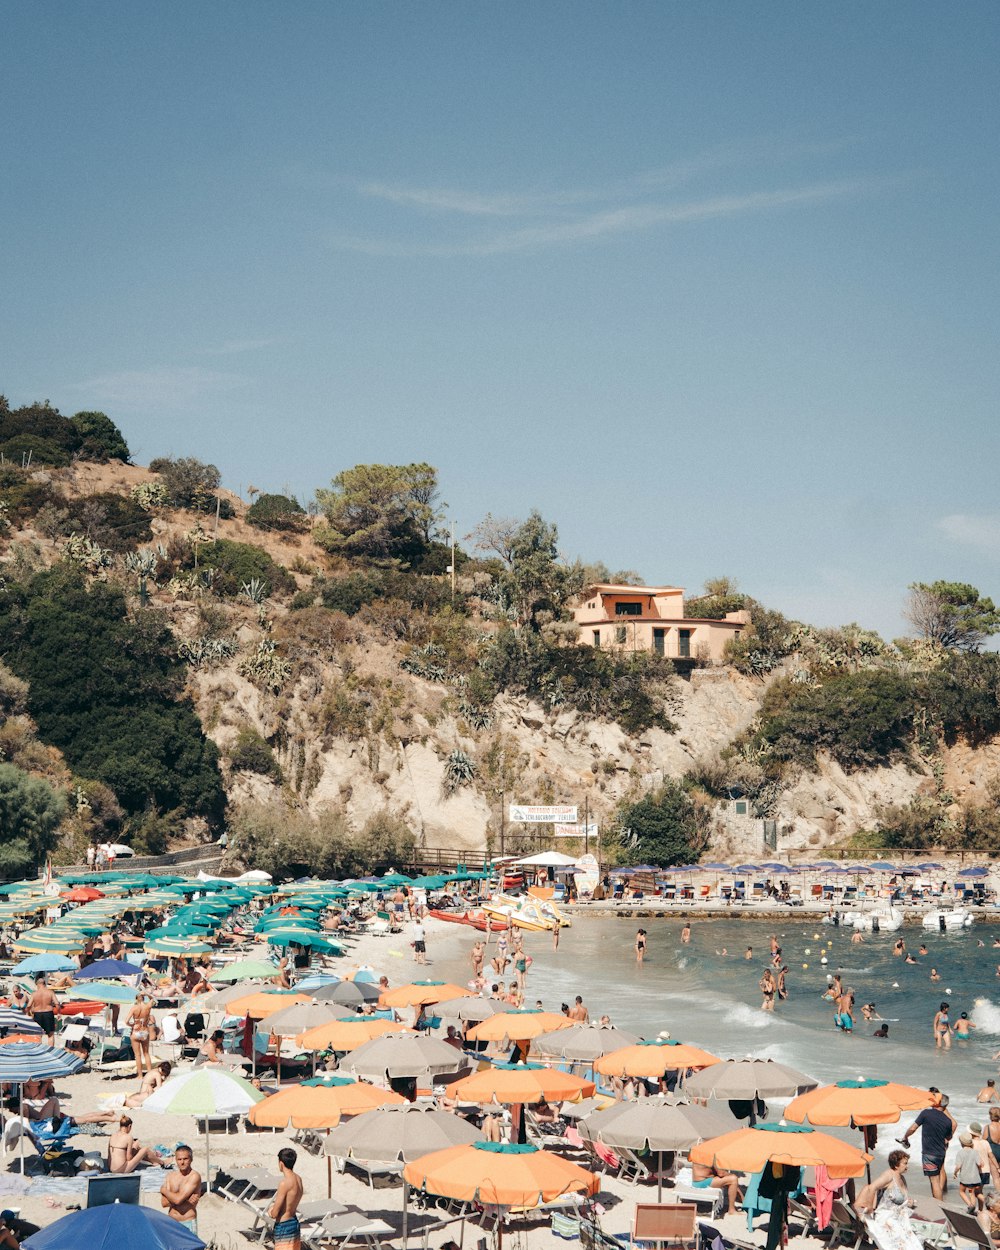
[813,1165,846,1231]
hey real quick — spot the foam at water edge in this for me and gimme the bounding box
[972,998,1000,1034]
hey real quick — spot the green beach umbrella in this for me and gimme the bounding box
[145,936,214,956]
[210,959,278,983]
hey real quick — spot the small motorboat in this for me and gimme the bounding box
[922,907,974,930]
[840,905,904,932]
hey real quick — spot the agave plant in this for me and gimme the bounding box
[443,748,477,795]
[241,577,268,605]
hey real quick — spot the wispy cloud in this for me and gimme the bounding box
[938,513,1000,553]
[199,337,279,356]
[330,177,877,257]
[71,366,248,410]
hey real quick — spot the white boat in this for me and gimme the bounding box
[922,908,974,930]
[840,905,904,933]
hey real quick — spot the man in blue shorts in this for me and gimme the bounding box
[898,1094,956,1198]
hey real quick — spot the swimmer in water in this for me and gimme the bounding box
[862,1002,882,1022]
[635,929,647,964]
[744,946,753,961]
[851,931,865,943]
[919,945,929,956]
[873,1024,889,1039]
[893,939,906,957]
[906,953,918,964]
[681,924,691,945]
[933,1002,951,1050]
[954,1011,975,1040]
[823,974,844,1003]
[930,968,941,981]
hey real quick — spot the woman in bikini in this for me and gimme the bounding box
[126,1060,172,1108]
[125,992,153,1077]
[108,1115,165,1173]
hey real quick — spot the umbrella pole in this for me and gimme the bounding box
[206,1119,211,1185]
[327,1129,331,1199]
[402,1178,409,1246]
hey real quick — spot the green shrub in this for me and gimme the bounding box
[0,434,72,467]
[0,762,66,876]
[69,412,131,462]
[0,567,225,825]
[247,493,306,532]
[616,780,709,867]
[725,607,799,676]
[59,492,152,552]
[195,538,296,599]
[752,671,917,773]
[229,728,282,780]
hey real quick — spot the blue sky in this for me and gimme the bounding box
[3,2,998,638]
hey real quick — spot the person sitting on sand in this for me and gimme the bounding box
[198,1030,226,1065]
[691,1160,742,1213]
[108,1115,166,1172]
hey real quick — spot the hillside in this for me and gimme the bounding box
[3,398,1000,872]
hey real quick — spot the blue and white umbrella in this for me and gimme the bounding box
[0,1008,42,1037]
[11,954,76,976]
[0,1042,85,1081]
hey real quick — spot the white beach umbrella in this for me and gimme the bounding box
[142,1067,264,1177]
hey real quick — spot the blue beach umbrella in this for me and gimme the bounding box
[959,866,988,878]
[22,1200,205,1250]
[0,1042,85,1081]
[12,954,76,975]
[74,958,143,980]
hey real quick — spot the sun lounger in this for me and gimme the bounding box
[942,1206,991,1250]
[579,1216,631,1250]
[827,1198,867,1250]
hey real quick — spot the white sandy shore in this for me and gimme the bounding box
[10,916,946,1249]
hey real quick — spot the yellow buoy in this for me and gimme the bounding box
[803,963,809,969]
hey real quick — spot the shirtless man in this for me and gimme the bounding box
[27,975,59,1045]
[691,1160,742,1213]
[161,1144,202,1234]
[568,996,589,1023]
[681,924,691,945]
[977,1079,1000,1104]
[269,1147,304,1250]
[108,1114,165,1172]
[471,941,484,978]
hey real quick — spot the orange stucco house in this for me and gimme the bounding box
[572,584,750,663]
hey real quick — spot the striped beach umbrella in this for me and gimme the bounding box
[0,1008,43,1036]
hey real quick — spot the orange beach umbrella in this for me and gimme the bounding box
[247,1078,405,1128]
[403,1141,599,1206]
[467,1011,573,1043]
[594,1039,720,1079]
[451,1062,596,1105]
[296,1018,412,1052]
[226,991,312,1019]
[689,1122,871,1180]
[379,981,468,1009]
[784,1078,934,1128]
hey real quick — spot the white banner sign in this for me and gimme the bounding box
[509,804,578,825]
[554,823,600,838]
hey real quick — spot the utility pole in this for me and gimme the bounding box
[584,794,590,858]
[449,523,456,601]
[499,782,506,861]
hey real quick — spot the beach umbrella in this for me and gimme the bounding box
[143,1067,263,1177]
[436,996,501,1023]
[784,1078,933,1128]
[691,1122,871,1248]
[296,1017,412,1052]
[683,1058,818,1103]
[73,958,143,980]
[262,1001,341,1038]
[13,933,85,954]
[65,981,136,1006]
[451,1062,595,1105]
[324,1104,482,1162]
[144,937,214,956]
[533,1023,640,1064]
[22,1201,205,1250]
[59,887,105,902]
[225,990,312,1018]
[209,959,278,983]
[403,1140,598,1208]
[197,982,269,1011]
[248,1079,406,1128]
[466,1011,574,1044]
[265,931,342,954]
[959,866,988,877]
[293,974,340,993]
[408,875,448,890]
[310,981,381,1007]
[11,954,76,975]
[690,1121,870,1177]
[581,1098,736,1199]
[380,981,468,1009]
[0,1041,85,1167]
[594,1039,720,1079]
[342,1031,467,1082]
[0,1008,42,1036]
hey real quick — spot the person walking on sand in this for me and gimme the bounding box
[27,975,58,1046]
[160,1144,202,1234]
[552,922,560,952]
[471,941,484,978]
[898,1094,956,1200]
[270,1146,304,1250]
[412,919,427,965]
[635,929,647,964]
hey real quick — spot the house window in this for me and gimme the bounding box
[615,601,642,616]
[678,628,692,658]
[592,630,601,648]
[735,800,748,815]
[615,625,627,644]
[653,628,665,656]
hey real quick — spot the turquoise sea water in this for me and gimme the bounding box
[426,913,1000,1175]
